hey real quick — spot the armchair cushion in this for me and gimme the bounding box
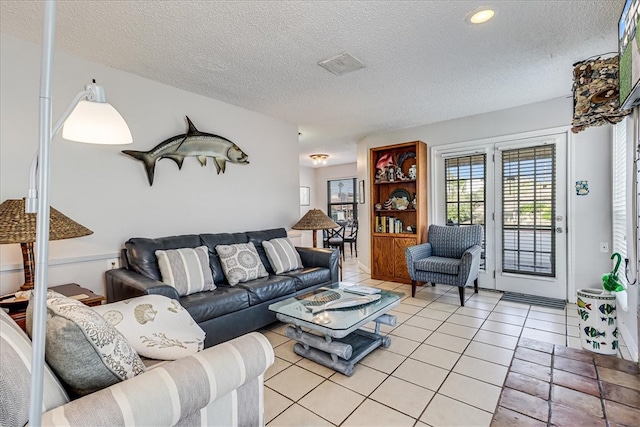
[156,245,216,296]
[26,291,146,396]
[415,256,461,275]
[92,294,205,360]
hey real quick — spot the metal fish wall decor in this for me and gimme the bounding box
[122,116,250,185]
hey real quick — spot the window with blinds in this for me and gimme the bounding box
[612,119,627,259]
[502,145,555,276]
[445,154,486,269]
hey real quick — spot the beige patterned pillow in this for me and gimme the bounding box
[92,295,205,360]
[262,237,303,273]
[215,242,269,285]
[156,245,215,296]
[26,291,145,396]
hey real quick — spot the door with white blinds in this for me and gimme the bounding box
[494,135,567,300]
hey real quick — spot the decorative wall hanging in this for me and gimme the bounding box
[575,180,589,196]
[571,55,631,133]
[123,116,250,185]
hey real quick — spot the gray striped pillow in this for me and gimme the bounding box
[262,237,303,274]
[156,246,216,296]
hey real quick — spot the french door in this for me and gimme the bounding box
[494,135,567,300]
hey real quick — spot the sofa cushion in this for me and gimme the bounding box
[247,228,288,274]
[280,267,332,291]
[126,235,202,281]
[216,242,269,286]
[415,256,461,275]
[235,275,297,305]
[262,237,303,274]
[156,246,216,296]
[26,291,146,396]
[0,309,69,427]
[92,295,205,360]
[179,286,250,323]
[199,232,249,284]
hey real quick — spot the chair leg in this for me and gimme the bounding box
[411,280,417,298]
[431,282,436,287]
[474,278,478,293]
[458,286,465,306]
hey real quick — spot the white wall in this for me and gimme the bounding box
[298,166,315,247]
[0,34,299,296]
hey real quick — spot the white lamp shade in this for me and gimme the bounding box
[62,100,132,145]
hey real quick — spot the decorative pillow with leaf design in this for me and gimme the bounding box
[92,294,205,360]
[26,291,146,396]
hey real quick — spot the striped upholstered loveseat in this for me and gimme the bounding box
[0,307,274,426]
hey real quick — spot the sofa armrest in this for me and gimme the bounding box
[459,244,482,286]
[37,332,275,427]
[296,247,340,283]
[106,268,180,302]
[404,243,432,279]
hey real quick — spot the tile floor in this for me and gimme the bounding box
[261,256,637,426]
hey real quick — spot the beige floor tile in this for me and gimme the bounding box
[329,364,388,396]
[384,335,422,357]
[468,294,502,304]
[390,324,432,342]
[436,322,479,339]
[424,331,471,353]
[359,278,384,286]
[566,316,579,326]
[401,297,431,308]
[426,301,459,313]
[299,381,365,425]
[463,341,514,366]
[262,330,291,348]
[524,318,566,334]
[264,387,293,423]
[393,303,423,315]
[404,315,443,330]
[567,325,580,337]
[273,340,303,363]
[480,320,523,337]
[360,347,406,373]
[410,343,461,370]
[497,301,531,310]
[455,306,491,319]
[388,310,413,325]
[267,403,333,426]
[393,358,449,391]
[377,281,400,290]
[526,310,566,324]
[370,376,434,418]
[266,357,292,380]
[296,357,337,378]
[492,304,530,317]
[415,307,452,321]
[446,313,486,328]
[520,327,566,346]
[436,295,465,306]
[439,372,502,412]
[267,322,290,335]
[462,300,496,311]
[342,398,416,426]
[265,365,324,401]
[453,355,508,386]
[420,393,493,427]
[487,311,526,326]
[567,336,582,350]
[473,330,519,350]
[529,305,565,315]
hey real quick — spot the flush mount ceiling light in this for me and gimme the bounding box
[465,7,496,25]
[318,52,366,76]
[310,154,329,165]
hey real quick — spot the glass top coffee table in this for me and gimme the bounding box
[269,284,403,376]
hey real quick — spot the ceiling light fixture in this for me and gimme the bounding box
[310,154,329,165]
[466,8,496,25]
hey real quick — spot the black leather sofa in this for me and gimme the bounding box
[105,228,339,348]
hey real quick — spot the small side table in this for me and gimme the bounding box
[8,283,105,332]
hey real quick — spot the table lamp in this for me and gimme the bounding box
[292,209,339,247]
[0,198,93,290]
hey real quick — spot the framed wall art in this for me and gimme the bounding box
[358,180,365,204]
[300,186,310,206]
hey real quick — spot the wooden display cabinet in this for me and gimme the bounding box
[370,141,428,283]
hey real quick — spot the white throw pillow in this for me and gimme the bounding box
[156,245,216,296]
[262,237,303,274]
[215,242,268,285]
[93,295,205,360]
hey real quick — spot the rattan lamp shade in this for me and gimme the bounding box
[292,209,338,247]
[0,199,93,290]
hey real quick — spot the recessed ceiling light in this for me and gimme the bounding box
[466,8,496,25]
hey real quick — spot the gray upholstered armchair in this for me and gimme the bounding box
[405,224,483,306]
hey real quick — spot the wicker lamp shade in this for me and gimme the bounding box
[292,209,338,248]
[0,199,93,290]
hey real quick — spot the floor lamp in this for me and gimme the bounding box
[292,209,339,248]
[28,2,132,424]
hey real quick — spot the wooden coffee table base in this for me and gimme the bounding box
[283,313,396,376]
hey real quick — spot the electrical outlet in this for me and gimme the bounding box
[107,258,120,269]
[600,242,610,253]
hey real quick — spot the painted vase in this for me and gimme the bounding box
[576,288,618,355]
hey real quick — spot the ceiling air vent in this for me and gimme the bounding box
[318,52,366,76]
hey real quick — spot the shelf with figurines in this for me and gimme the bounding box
[373,151,417,183]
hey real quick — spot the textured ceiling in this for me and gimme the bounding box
[0,1,620,167]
